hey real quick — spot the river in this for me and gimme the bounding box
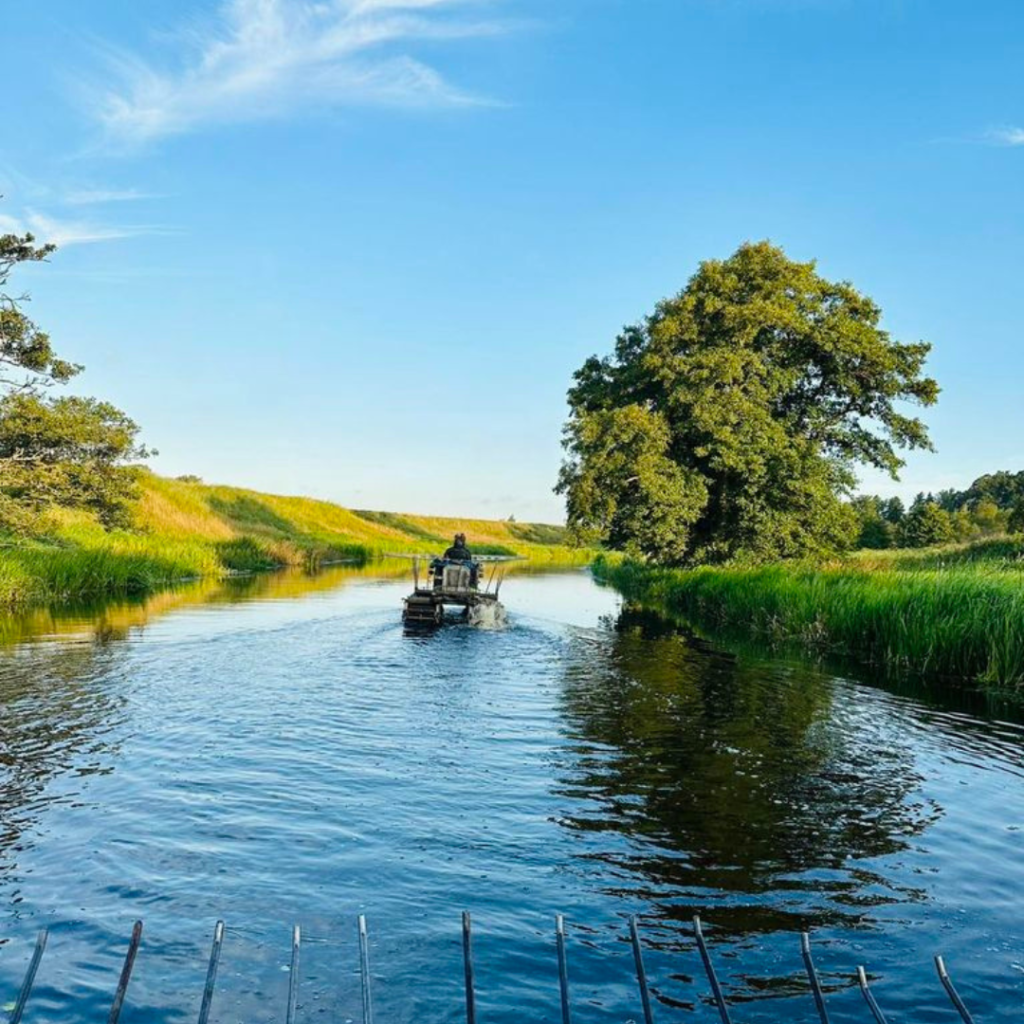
[0,566,1022,1022]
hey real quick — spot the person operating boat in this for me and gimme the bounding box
[444,532,472,561]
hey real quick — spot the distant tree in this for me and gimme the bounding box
[176,474,203,484]
[0,225,150,532]
[558,241,938,563]
[898,501,955,548]
[849,495,893,549]
[950,507,975,542]
[935,487,964,512]
[971,499,1003,534]
[879,496,905,525]
[964,471,1024,510]
[1008,499,1024,536]
[858,516,894,549]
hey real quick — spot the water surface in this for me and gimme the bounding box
[1,567,1022,1022]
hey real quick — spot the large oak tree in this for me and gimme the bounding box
[557,242,939,563]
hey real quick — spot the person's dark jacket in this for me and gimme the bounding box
[444,543,473,561]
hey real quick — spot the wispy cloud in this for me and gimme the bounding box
[88,0,514,145]
[64,187,163,205]
[0,209,159,247]
[988,126,1024,147]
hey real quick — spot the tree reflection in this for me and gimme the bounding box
[556,606,941,937]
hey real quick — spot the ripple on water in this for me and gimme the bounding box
[0,569,1022,1022]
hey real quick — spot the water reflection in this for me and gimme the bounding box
[0,562,411,647]
[0,646,126,893]
[557,607,941,937]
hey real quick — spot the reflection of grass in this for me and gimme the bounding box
[597,541,1024,691]
[0,473,596,607]
[0,562,413,646]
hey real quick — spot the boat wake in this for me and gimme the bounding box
[468,601,508,629]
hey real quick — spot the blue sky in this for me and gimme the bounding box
[1,0,1021,521]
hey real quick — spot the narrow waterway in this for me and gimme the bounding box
[0,566,1022,1022]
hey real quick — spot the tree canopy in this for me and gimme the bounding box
[0,226,149,531]
[557,241,939,563]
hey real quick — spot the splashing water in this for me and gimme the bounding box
[468,600,508,628]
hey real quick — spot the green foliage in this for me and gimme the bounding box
[898,500,955,548]
[879,496,905,524]
[597,549,1024,690]
[0,393,150,529]
[0,223,151,532]
[0,230,80,392]
[558,404,708,560]
[559,241,937,564]
[963,471,1024,510]
[1008,500,1024,536]
[850,485,1013,551]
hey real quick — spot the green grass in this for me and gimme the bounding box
[0,472,595,608]
[596,541,1024,692]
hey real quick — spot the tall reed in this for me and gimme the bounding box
[597,553,1024,690]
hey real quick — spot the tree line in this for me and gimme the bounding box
[852,473,1024,549]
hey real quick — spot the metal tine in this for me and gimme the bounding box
[856,966,889,1024]
[197,920,225,1024]
[555,914,571,1024]
[108,920,144,1024]
[462,912,477,1024]
[628,916,654,1024]
[692,916,732,1024]
[934,956,976,1024]
[8,928,48,1024]
[285,925,301,1024]
[358,915,374,1024]
[800,933,831,1024]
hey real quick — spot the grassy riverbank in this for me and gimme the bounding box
[0,473,591,607]
[596,539,1024,690]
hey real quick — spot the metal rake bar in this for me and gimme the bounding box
[108,920,143,1024]
[800,932,831,1024]
[462,911,477,1024]
[196,920,225,1024]
[285,925,301,1024]
[693,915,732,1024]
[555,914,572,1024]
[935,955,976,1024]
[3,913,999,1022]
[358,914,374,1024]
[856,965,889,1024]
[7,928,48,1024]
[628,916,655,1024]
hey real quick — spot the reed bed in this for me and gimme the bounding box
[597,552,1024,690]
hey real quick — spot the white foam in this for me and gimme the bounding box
[468,601,508,629]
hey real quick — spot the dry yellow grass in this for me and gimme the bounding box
[0,471,593,607]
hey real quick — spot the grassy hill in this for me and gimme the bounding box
[0,472,592,607]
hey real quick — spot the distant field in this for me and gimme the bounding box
[0,472,593,608]
[597,538,1024,692]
